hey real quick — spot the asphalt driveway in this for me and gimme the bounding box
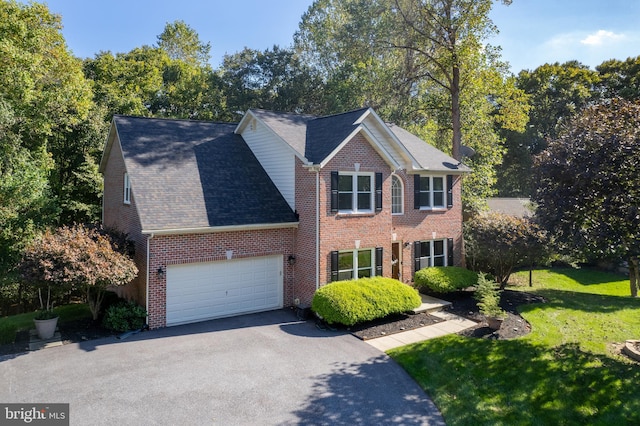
[0,309,444,425]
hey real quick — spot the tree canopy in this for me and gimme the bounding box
[533,98,640,294]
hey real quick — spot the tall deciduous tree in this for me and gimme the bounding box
[295,0,527,215]
[533,99,640,295]
[497,61,599,196]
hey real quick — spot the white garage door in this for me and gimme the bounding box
[166,255,283,326]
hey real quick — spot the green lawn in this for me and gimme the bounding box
[0,304,92,345]
[389,268,640,425]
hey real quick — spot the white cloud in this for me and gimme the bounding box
[580,30,625,46]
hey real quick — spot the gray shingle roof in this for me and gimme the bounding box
[247,107,469,172]
[113,115,298,232]
[387,123,472,173]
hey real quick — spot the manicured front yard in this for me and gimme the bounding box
[389,268,640,425]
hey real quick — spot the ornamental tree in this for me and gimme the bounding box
[533,99,640,295]
[19,225,138,319]
[464,212,548,288]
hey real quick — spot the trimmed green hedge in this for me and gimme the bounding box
[414,266,478,293]
[311,277,422,326]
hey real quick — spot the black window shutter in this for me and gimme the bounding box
[447,175,454,208]
[413,241,421,273]
[375,172,383,211]
[447,238,454,266]
[330,250,339,281]
[330,171,339,212]
[413,175,421,209]
[375,247,383,276]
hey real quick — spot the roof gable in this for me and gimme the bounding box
[110,115,298,232]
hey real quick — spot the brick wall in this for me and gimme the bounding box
[147,228,296,329]
[102,134,147,306]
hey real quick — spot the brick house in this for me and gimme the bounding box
[99,108,470,328]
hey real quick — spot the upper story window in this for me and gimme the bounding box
[391,175,404,215]
[414,175,453,210]
[123,172,131,205]
[331,247,383,281]
[331,171,383,213]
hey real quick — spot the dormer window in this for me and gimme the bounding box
[123,172,131,205]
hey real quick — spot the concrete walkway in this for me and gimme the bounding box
[366,310,478,352]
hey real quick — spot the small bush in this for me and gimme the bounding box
[414,266,478,293]
[474,273,506,318]
[311,277,422,326]
[102,301,147,332]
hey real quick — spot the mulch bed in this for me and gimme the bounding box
[323,288,547,341]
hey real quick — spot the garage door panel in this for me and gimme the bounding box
[166,255,283,326]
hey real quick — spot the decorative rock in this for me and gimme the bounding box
[623,340,640,362]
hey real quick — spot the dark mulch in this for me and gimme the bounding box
[324,288,547,341]
[347,312,445,340]
[445,289,547,339]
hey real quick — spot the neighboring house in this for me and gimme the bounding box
[486,197,533,218]
[99,108,471,328]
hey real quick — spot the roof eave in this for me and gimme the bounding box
[141,221,299,236]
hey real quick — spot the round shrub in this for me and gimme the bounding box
[414,266,478,293]
[102,301,147,332]
[311,277,422,326]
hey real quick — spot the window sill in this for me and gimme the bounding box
[419,207,447,212]
[335,211,376,218]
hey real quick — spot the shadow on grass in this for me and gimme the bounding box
[519,288,640,315]
[390,335,640,425]
[543,267,628,286]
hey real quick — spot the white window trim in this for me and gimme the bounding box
[123,172,131,205]
[418,239,448,269]
[337,248,375,280]
[419,175,446,211]
[338,171,374,214]
[391,174,404,215]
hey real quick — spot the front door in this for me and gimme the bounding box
[392,242,401,280]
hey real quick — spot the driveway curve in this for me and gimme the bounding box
[0,309,444,425]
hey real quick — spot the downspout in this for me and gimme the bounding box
[315,168,320,290]
[146,233,154,326]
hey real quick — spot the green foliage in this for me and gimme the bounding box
[533,99,640,291]
[390,268,640,425]
[474,273,506,318]
[414,267,478,293]
[311,277,421,326]
[464,212,548,287]
[102,301,147,332]
[18,225,138,320]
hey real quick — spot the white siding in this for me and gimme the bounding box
[240,120,296,210]
[362,117,407,167]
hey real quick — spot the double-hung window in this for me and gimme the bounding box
[414,175,453,210]
[413,239,454,272]
[331,247,383,281]
[331,171,382,213]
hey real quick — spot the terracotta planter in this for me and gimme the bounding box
[486,316,504,330]
[34,316,59,340]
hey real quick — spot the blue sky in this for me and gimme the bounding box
[39,0,640,73]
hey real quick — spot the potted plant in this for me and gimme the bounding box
[474,273,507,330]
[33,283,59,339]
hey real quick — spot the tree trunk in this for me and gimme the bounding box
[631,257,639,297]
[451,63,462,161]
